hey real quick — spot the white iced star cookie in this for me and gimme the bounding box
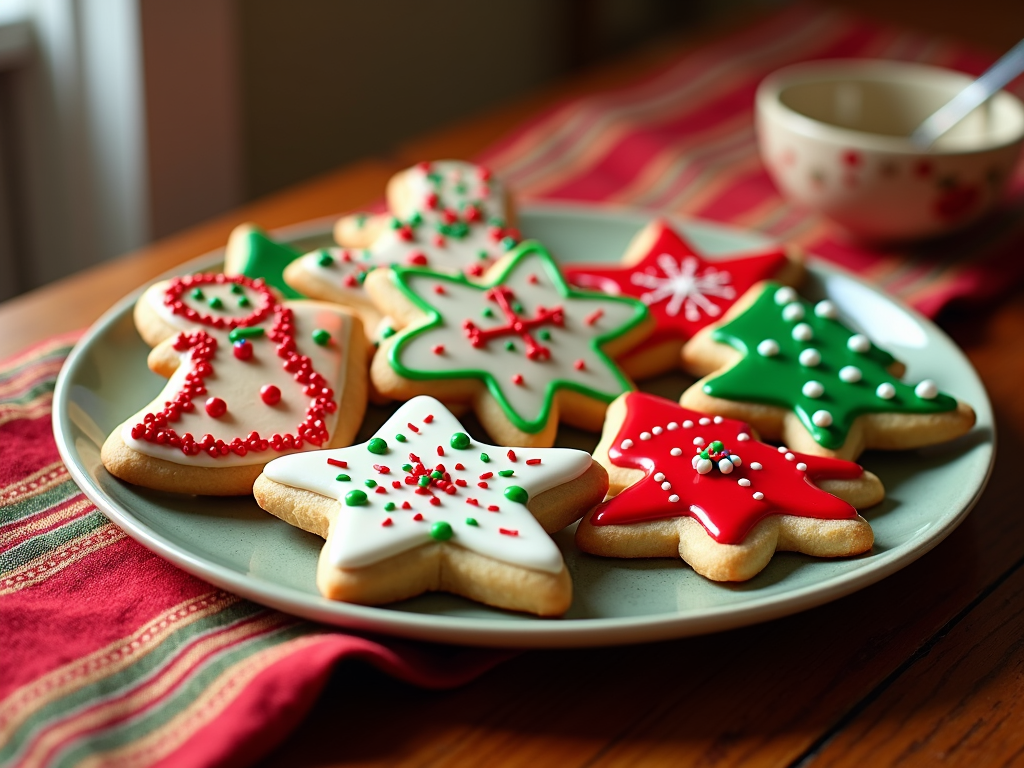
[365,242,653,448]
[253,397,608,615]
[284,160,519,344]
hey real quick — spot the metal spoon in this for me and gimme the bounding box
[909,37,1024,149]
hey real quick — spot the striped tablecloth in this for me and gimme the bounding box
[3,5,1021,767]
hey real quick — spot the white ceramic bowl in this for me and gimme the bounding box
[756,60,1024,241]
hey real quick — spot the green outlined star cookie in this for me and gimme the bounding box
[364,243,654,447]
[680,282,976,460]
[254,396,608,615]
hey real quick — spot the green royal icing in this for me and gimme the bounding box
[385,242,649,434]
[704,282,958,449]
[234,228,305,300]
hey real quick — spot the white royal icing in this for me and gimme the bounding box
[263,397,589,573]
[630,254,735,320]
[122,280,351,467]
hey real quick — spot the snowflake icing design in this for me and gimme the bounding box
[630,254,736,322]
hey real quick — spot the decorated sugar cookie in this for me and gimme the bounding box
[285,160,519,342]
[575,393,882,582]
[564,220,803,379]
[254,397,608,615]
[101,271,368,495]
[680,282,976,460]
[364,242,653,447]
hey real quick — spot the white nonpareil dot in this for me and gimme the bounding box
[785,452,795,461]
[640,431,652,441]
[915,379,939,399]
[757,339,780,357]
[670,447,682,456]
[699,417,711,425]
[802,380,824,398]
[713,416,723,424]
[753,492,765,501]
[737,432,750,441]
[621,439,634,449]
[729,454,742,466]
[667,422,679,430]
[774,286,797,305]
[719,459,733,474]
[683,420,694,429]
[694,458,713,474]
[876,382,896,400]
[668,494,680,503]
[792,323,813,341]
[738,478,751,487]
[796,462,807,471]
[777,446,788,453]
[814,300,838,319]
[839,365,862,383]
[812,409,834,427]
[653,472,666,482]
[652,426,663,435]
[661,481,672,491]
[782,303,805,322]
[848,334,870,353]
[693,437,705,446]
[799,348,822,367]
[750,462,762,470]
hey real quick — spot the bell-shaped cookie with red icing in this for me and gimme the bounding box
[101,266,368,495]
[576,392,883,582]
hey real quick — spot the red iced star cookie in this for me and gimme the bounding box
[563,220,803,379]
[575,392,882,581]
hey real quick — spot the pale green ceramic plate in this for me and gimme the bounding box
[53,205,994,648]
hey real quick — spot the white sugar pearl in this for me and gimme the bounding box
[799,348,821,367]
[782,303,805,322]
[737,433,750,442]
[757,339,780,357]
[699,417,711,425]
[876,382,896,400]
[693,437,705,446]
[691,454,700,468]
[667,422,679,430]
[713,416,723,424]
[661,481,672,491]
[652,426,663,435]
[695,458,713,474]
[774,286,797,305]
[848,334,870,353]
[670,447,682,456]
[738,478,751,487]
[812,409,833,427]
[814,300,838,319]
[802,380,824,398]
[785,452,795,461]
[640,431,652,441]
[719,458,734,474]
[683,420,694,429]
[792,323,813,341]
[915,379,939,399]
[729,454,741,466]
[750,462,762,470]
[668,494,679,503]
[778,446,788,453]
[796,462,807,471]
[620,439,634,449]
[653,472,666,482]
[753,492,765,500]
[839,365,862,383]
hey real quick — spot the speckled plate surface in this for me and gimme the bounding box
[53,205,994,648]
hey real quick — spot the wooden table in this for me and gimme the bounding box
[4,5,1023,767]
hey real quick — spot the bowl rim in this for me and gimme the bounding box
[756,58,1024,155]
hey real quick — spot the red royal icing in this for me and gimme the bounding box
[563,221,789,349]
[462,286,564,361]
[591,393,863,544]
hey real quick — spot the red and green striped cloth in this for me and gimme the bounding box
[480,3,1024,318]
[3,6,1021,767]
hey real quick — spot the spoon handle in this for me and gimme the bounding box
[909,38,1024,149]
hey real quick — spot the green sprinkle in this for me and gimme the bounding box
[312,329,331,346]
[208,296,223,309]
[498,469,515,477]
[429,521,453,541]
[500,236,517,251]
[356,270,368,284]
[190,288,204,300]
[480,453,490,463]
[384,502,396,511]
[482,307,494,318]
[511,301,523,313]
[504,486,528,504]
[538,329,551,341]
[336,474,350,482]
[381,326,396,339]
[230,283,243,294]
[390,217,402,229]
[505,340,516,352]
[228,326,264,342]
[345,490,368,506]
[402,464,413,472]
[418,476,431,487]
[455,182,467,194]
[489,217,505,227]
[317,250,334,267]
[430,470,443,480]
[409,211,423,226]
[395,433,407,443]
[237,296,250,308]
[710,440,724,452]
[362,249,372,260]
[465,517,479,526]
[450,432,470,450]
[700,450,709,460]
[477,250,489,261]
[364,479,377,488]
[367,437,388,455]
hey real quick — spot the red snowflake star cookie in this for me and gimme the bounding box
[575,393,882,581]
[563,219,803,379]
[101,270,368,495]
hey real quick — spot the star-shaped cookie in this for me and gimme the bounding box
[365,243,653,447]
[575,393,883,581]
[254,396,608,615]
[562,219,803,379]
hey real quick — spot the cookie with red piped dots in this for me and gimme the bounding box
[100,266,368,496]
[563,219,804,380]
[253,396,607,615]
[363,241,653,448]
[575,392,882,582]
[679,281,976,460]
[285,160,520,346]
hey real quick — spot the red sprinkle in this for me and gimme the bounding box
[392,480,402,489]
[512,374,524,386]
[406,252,428,266]
[424,414,434,423]
[584,308,604,326]
[526,458,542,465]
[343,275,357,287]
[432,344,445,355]
[407,423,420,433]
[429,497,442,506]
[478,482,488,489]
[527,274,539,284]
[466,498,479,506]
[205,397,226,418]
[488,506,499,513]
[413,513,424,521]
[402,501,412,510]
[260,384,281,405]
[382,518,393,527]
[574,359,586,370]
[375,486,387,494]
[409,453,421,462]
[327,458,348,468]
[340,250,352,262]
[507,450,517,462]
[455,463,465,471]
[374,464,391,474]
[455,479,467,487]
[437,446,445,456]
[479,472,493,479]
[233,340,253,360]
[499,527,518,536]
[434,285,446,295]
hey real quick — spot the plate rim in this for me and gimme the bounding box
[52,204,996,648]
